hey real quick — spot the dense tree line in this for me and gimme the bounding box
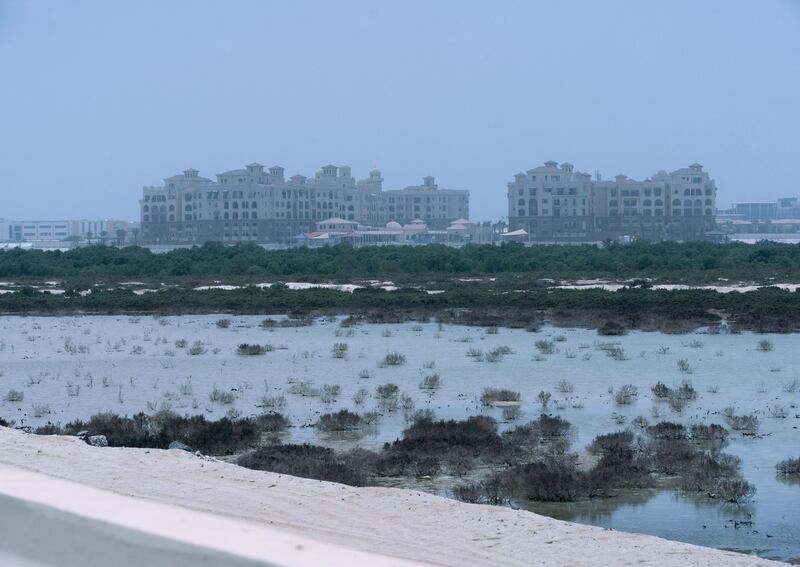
[2,241,800,283]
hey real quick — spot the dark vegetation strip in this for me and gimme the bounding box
[30,412,756,505]
[3,241,800,284]
[2,285,800,332]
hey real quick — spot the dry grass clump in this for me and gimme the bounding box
[723,407,759,433]
[614,384,638,405]
[209,386,236,404]
[3,389,24,403]
[379,352,407,367]
[756,339,773,352]
[331,343,349,358]
[317,409,362,431]
[419,373,442,390]
[236,343,271,355]
[480,388,521,406]
[776,457,800,476]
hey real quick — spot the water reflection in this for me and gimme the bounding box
[521,487,657,522]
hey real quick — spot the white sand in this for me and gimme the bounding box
[0,463,422,567]
[0,427,785,566]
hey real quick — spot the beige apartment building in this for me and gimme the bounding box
[507,161,716,242]
[140,163,469,244]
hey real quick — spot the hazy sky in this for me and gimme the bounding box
[1,1,798,222]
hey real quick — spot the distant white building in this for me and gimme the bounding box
[0,219,139,243]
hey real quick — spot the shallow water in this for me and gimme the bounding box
[0,315,798,562]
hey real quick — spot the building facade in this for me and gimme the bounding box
[0,219,138,243]
[140,164,469,244]
[507,161,717,242]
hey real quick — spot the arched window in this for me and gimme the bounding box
[184,204,191,211]
[224,212,229,220]
[655,199,663,207]
[705,198,712,206]
[251,201,257,209]
[694,199,702,207]
[169,214,175,221]
[242,211,249,220]
[169,204,175,212]
[232,202,238,209]
[251,211,257,219]
[143,205,149,212]
[518,198,525,206]
[643,199,652,207]
[232,212,238,220]
[143,214,149,222]
[673,199,681,206]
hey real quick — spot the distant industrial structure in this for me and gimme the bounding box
[714,197,800,243]
[139,163,469,245]
[506,161,717,242]
[717,198,800,222]
[0,219,139,246]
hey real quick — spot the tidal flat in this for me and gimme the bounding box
[1,314,798,562]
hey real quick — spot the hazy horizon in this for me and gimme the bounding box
[1,0,798,222]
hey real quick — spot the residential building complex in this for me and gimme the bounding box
[140,163,469,245]
[507,161,717,242]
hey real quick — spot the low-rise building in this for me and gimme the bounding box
[0,219,139,244]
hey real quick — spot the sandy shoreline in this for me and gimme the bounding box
[0,427,786,566]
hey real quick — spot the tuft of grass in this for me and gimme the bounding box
[317,409,362,431]
[756,339,773,352]
[3,389,24,403]
[236,343,271,355]
[188,341,206,355]
[331,343,349,359]
[419,373,442,390]
[556,380,574,394]
[614,384,638,405]
[777,457,800,476]
[480,388,521,406]
[379,352,407,367]
[209,386,236,404]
